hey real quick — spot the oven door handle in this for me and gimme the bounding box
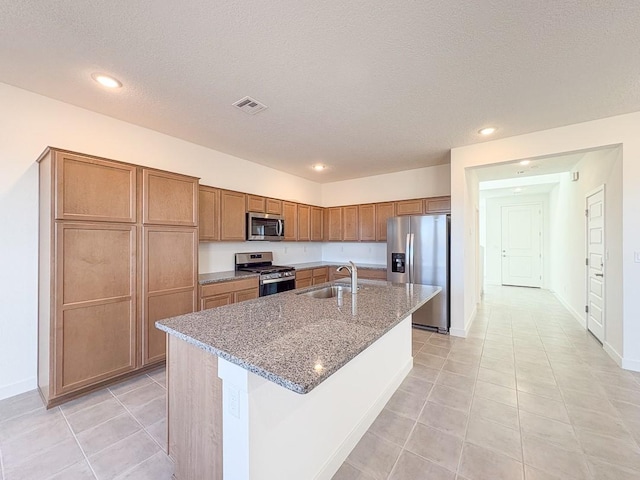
[276,219,284,237]
[261,276,296,285]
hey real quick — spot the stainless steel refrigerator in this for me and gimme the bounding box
[387,215,450,333]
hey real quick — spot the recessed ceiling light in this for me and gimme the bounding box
[91,73,122,89]
[312,164,326,171]
[513,187,523,193]
[478,127,497,136]
[519,160,531,166]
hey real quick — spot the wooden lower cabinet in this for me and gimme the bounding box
[295,269,313,289]
[199,277,259,310]
[330,267,386,281]
[143,226,198,366]
[312,267,329,285]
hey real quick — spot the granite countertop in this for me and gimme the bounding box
[157,280,441,394]
[198,270,259,285]
[290,261,386,271]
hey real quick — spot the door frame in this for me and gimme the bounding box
[585,184,606,340]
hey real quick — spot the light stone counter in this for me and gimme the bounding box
[157,280,440,394]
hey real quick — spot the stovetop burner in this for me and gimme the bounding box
[238,264,295,275]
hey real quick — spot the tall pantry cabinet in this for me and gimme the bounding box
[38,148,198,408]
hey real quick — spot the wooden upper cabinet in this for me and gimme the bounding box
[310,207,323,241]
[342,206,358,241]
[266,198,283,215]
[246,195,266,213]
[199,186,220,242]
[358,204,376,242]
[425,196,451,213]
[395,199,424,216]
[143,169,198,226]
[298,204,311,241]
[53,151,137,223]
[220,190,246,241]
[283,201,298,241]
[326,207,343,241]
[375,202,395,242]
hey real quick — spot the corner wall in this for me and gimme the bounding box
[451,111,639,371]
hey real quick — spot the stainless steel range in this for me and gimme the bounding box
[235,252,296,297]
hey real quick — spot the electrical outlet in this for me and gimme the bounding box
[228,386,240,418]
[634,251,640,263]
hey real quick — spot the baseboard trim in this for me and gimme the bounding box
[0,376,37,401]
[622,357,640,373]
[604,342,623,367]
[450,304,477,338]
[552,292,586,329]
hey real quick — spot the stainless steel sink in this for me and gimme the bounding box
[299,285,352,298]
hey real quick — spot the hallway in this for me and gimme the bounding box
[335,286,640,479]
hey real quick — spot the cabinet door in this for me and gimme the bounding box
[326,207,342,241]
[375,202,395,242]
[247,195,266,213]
[310,207,323,241]
[235,288,259,303]
[54,152,136,223]
[143,169,198,226]
[298,205,311,241]
[330,268,351,281]
[201,293,233,310]
[395,199,424,216]
[342,206,359,241]
[199,186,220,241]
[358,204,376,242]
[54,223,137,395]
[296,277,313,289]
[266,198,283,215]
[143,226,198,366]
[359,269,387,280]
[220,190,247,241]
[312,267,329,285]
[283,202,298,241]
[425,196,451,213]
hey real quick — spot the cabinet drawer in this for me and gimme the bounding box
[359,269,387,280]
[200,277,259,297]
[295,269,313,280]
[235,288,259,303]
[201,293,233,310]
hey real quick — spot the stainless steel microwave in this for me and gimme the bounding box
[246,212,285,241]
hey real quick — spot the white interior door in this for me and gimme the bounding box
[586,187,605,342]
[501,204,542,287]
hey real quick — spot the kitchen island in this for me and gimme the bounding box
[157,280,440,480]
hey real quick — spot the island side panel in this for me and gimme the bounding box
[218,316,413,480]
[168,335,223,480]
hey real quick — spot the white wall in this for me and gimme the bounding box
[450,111,639,371]
[0,82,324,399]
[483,194,551,288]
[548,147,623,357]
[200,242,324,272]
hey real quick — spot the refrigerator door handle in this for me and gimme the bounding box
[409,233,415,283]
[405,233,411,283]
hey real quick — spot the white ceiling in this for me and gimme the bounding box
[1,1,639,183]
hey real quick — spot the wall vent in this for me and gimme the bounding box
[233,96,268,115]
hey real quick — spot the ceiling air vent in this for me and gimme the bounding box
[233,96,268,115]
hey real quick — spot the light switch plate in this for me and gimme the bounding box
[635,251,640,263]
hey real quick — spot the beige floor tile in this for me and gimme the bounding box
[369,409,416,446]
[436,371,476,392]
[522,434,591,480]
[446,351,481,366]
[88,430,160,480]
[388,450,455,480]
[561,387,619,416]
[47,460,96,480]
[602,384,640,406]
[477,367,516,389]
[397,375,433,398]
[587,456,640,480]
[76,413,141,457]
[4,438,84,480]
[523,465,565,480]
[405,423,463,472]
[612,399,640,423]
[0,390,44,422]
[517,391,569,424]
[458,443,523,480]
[146,418,167,451]
[470,396,519,429]
[116,383,165,411]
[66,398,127,434]
[60,389,114,416]
[408,364,441,383]
[346,432,402,480]
[385,389,427,420]
[129,395,166,428]
[147,368,167,388]
[474,381,517,407]
[566,405,633,440]
[0,407,63,443]
[442,359,479,378]
[516,369,557,387]
[332,462,365,480]
[420,344,451,358]
[516,379,563,402]
[1,416,74,469]
[114,451,173,480]
[480,357,515,374]
[519,411,580,451]
[623,418,640,446]
[429,385,473,412]
[414,352,447,370]
[108,375,154,397]
[418,401,468,438]
[575,428,640,472]
[466,416,521,460]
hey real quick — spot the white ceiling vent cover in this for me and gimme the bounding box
[233,96,268,115]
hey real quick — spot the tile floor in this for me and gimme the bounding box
[1,286,639,479]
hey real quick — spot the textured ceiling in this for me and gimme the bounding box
[1,1,639,182]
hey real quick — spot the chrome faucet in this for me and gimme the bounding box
[336,261,358,293]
